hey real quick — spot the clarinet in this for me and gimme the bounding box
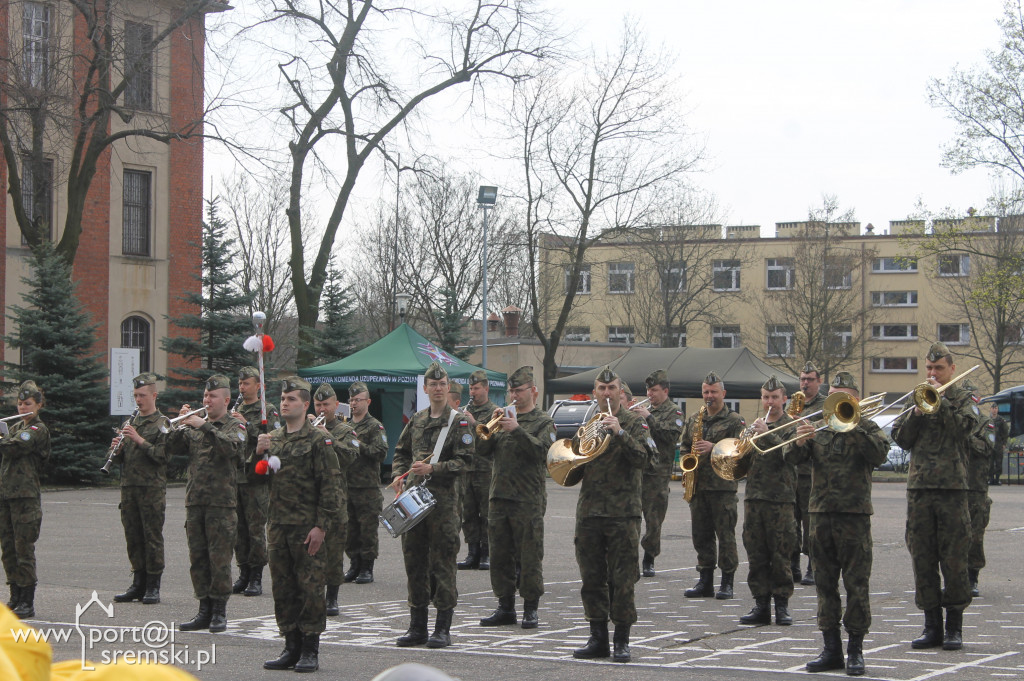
[101,407,140,474]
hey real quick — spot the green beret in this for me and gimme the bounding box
[468,370,488,385]
[206,374,231,392]
[508,366,533,389]
[348,381,369,398]
[313,383,336,401]
[801,361,819,375]
[239,366,260,380]
[927,342,952,362]
[645,369,669,389]
[17,380,42,402]
[133,373,158,389]
[703,371,722,386]
[448,382,463,396]
[762,375,785,392]
[282,376,311,393]
[830,371,859,392]
[424,361,448,381]
[595,365,619,384]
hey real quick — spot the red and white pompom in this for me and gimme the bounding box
[243,334,276,353]
[268,455,281,473]
[254,459,269,476]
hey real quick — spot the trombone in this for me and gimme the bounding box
[870,364,980,421]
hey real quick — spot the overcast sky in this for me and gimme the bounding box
[206,0,1009,236]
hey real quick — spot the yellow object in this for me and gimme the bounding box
[51,659,201,680]
[0,604,52,681]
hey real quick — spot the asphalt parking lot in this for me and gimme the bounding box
[19,480,1024,680]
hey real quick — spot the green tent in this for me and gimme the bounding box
[298,323,507,469]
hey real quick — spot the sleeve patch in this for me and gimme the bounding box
[646,437,656,449]
[382,434,388,445]
[325,438,333,445]
[459,420,469,427]
[461,433,473,444]
[972,405,980,416]
[351,439,360,448]
[675,419,683,427]
[19,432,31,441]
[237,431,246,441]
[30,425,39,431]
[641,422,649,430]
[550,432,557,442]
[987,433,996,443]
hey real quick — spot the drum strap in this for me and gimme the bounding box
[429,409,459,465]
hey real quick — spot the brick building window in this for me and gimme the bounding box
[125,21,153,110]
[123,170,151,256]
[121,316,151,372]
[20,156,53,244]
[23,2,51,88]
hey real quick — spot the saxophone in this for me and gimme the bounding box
[680,404,707,502]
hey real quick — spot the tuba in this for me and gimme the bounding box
[680,404,707,502]
[547,399,614,486]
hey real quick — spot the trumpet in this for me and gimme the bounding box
[475,400,517,440]
[627,397,652,411]
[169,406,208,429]
[101,408,139,474]
[311,413,327,428]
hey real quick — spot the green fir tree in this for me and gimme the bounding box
[301,258,361,365]
[2,241,110,483]
[434,287,472,360]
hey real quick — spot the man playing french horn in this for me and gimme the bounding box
[681,371,745,600]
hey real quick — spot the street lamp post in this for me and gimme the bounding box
[477,186,497,369]
[396,292,412,326]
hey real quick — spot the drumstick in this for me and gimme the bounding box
[389,452,434,494]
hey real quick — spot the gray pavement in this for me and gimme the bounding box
[18,481,1024,680]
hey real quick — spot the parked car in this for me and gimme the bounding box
[871,413,909,472]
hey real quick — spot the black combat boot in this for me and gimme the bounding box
[396,606,429,646]
[6,584,20,609]
[911,607,943,649]
[968,568,980,598]
[179,598,212,631]
[209,598,228,633]
[114,572,146,603]
[355,559,375,584]
[522,599,539,629]
[806,628,845,672]
[12,585,34,619]
[716,571,735,600]
[739,596,772,624]
[325,585,340,616]
[294,633,320,673]
[684,568,715,598]
[612,624,631,662]
[343,556,361,583]
[801,565,816,586]
[264,630,303,670]
[774,595,793,625]
[846,632,865,676]
[573,621,610,659]
[457,542,480,570]
[791,555,802,583]
[142,573,161,605]
[244,565,263,596]
[478,543,490,570]
[426,608,454,648]
[232,565,250,594]
[642,553,655,577]
[943,608,963,650]
[480,596,517,626]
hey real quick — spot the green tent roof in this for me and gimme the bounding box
[297,323,506,388]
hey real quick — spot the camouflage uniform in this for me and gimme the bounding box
[575,405,652,626]
[0,413,49,590]
[463,396,497,549]
[682,405,745,574]
[478,404,556,603]
[346,414,387,565]
[742,412,797,600]
[964,400,993,574]
[640,399,684,561]
[112,409,170,578]
[794,390,825,565]
[265,419,341,635]
[989,413,1009,483]
[234,398,280,574]
[392,404,474,610]
[322,417,357,586]
[168,408,245,601]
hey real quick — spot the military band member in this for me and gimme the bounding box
[794,361,826,585]
[112,373,170,605]
[630,369,684,577]
[448,381,467,532]
[740,376,797,627]
[0,381,49,619]
[312,383,358,616]
[682,371,745,600]
[259,378,341,673]
[572,366,652,663]
[392,362,473,649]
[988,403,1009,485]
[457,370,497,571]
[961,381,991,598]
[791,372,888,676]
[230,366,281,597]
[892,342,979,651]
[169,375,245,633]
[477,367,556,629]
[344,382,387,585]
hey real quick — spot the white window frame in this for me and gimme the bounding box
[607,325,635,344]
[872,256,918,273]
[662,261,686,292]
[871,290,918,307]
[871,323,918,341]
[824,324,852,353]
[22,2,50,88]
[564,265,591,295]
[666,325,687,347]
[766,324,795,357]
[871,357,919,373]
[937,323,970,346]
[938,253,970,277]
[1007,326,1024,346]
[713,260,741,292]
[723,399,741,414]
[823,260,853,289]
[765,258,795,290]
[712,325,741,349]
[563,326,591,342]
[608,262,635,294]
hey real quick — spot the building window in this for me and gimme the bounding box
[872,256,917,273]
[723,399,741,414]
[871,290,918,307]
[823,259,852,289]
[22,2,50,88]
[607,326,635,344]
[666,325,687,347]
[938,253,970,277]
[564,265,591,294]
[713,260,741,291]
[20,156,53,243]
[766,324,795,357]
[937,323,970,346]
[1007,326,1024,345]
[123,170,151,256]
[871,324,918,341]
[121,316,151,372]
[871,357,918,373]
[125,22,153,110]
[608,262,635,294]
[662,262,686,292]
[766,258,794,290]
[824,324,852,353]
[712,325,741,349]
[563,326,591,342]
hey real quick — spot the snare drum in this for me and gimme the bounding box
[379,484,437,537]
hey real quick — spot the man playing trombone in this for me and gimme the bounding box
[794,361,826,585]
